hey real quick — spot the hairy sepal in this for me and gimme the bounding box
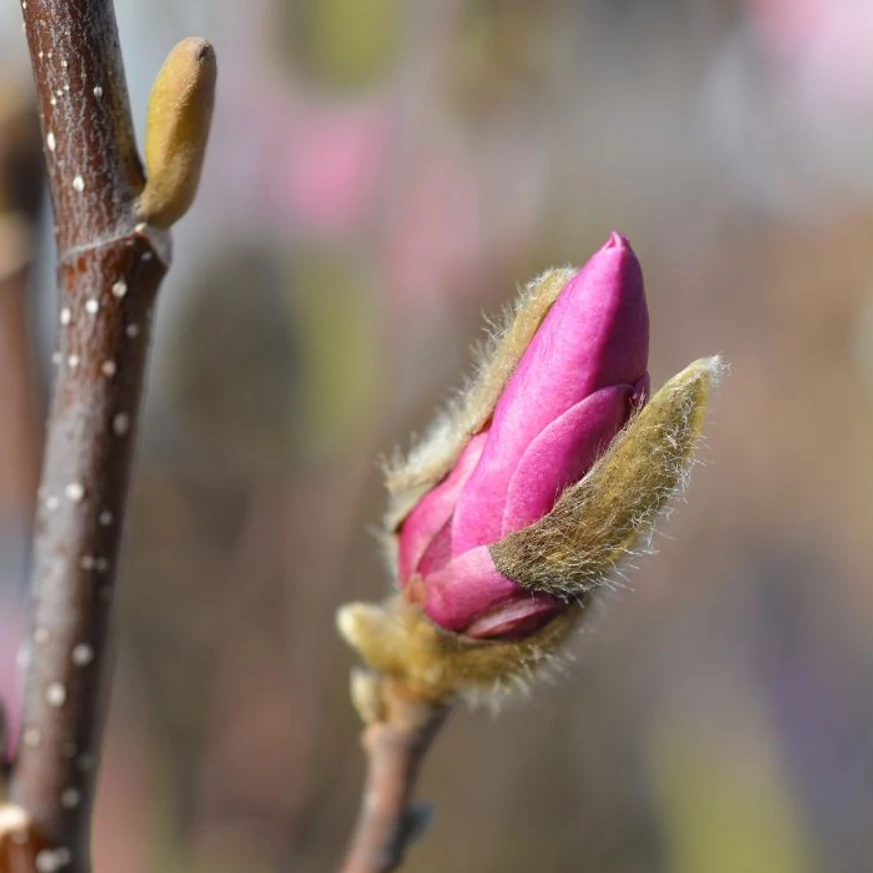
[490,357,724,596]
[337,596,582,703]
[383,268,575,533]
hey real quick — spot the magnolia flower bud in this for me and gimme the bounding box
[339,233,722,700]
[398,232,648,638]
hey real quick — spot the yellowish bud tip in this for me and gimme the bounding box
[350,667,386,724]
[138,37,217,228]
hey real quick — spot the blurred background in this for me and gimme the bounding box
[1,0,872,870]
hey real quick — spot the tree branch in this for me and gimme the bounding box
[11,2,171,869]
[340,679,450,873]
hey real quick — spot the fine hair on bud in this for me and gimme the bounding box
[137,38,217,228]
[384,267,575,533]
[337,597,583,703]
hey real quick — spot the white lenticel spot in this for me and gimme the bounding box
[126,323,139,338]
[0,805,30,842]
[85,298,99,315]
[111,279,127,298]
[60,307,71,325]
[65,482,85,502]
[35,852,53,873]
[112,413,130,436]
[46,682,67,707]
[79,555,94,571]
[67,354,79,369]
[46,131,56,151]
[23,727,41,747]
[93,85,103,98]
[72,643,94,666]
[35,849,67,872]
[72,175,85,192]
[101,360,116,377]
[45,495,60,510]
[60,788,81,809]
[98,510,113,526]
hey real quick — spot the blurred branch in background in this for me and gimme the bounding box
[0,73,43,771]
[0,81,43,552]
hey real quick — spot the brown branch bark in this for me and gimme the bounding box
[10,2,171,869]
[340,681,450,873]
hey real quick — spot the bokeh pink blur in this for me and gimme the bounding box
[1,1,872,871]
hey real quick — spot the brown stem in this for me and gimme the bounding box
[11,1,171,869]
[340,681,450,873]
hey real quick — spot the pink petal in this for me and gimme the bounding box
[464,595,562,639]
[423,546,524,632]
[451,232,648,552]
[397,432,487,582]
[501,384,634,536]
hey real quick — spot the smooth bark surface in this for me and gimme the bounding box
[340,682,449,873]
[12,2,170,868]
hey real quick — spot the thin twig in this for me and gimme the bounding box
[12,1,170,868]
[340,679,450,873]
